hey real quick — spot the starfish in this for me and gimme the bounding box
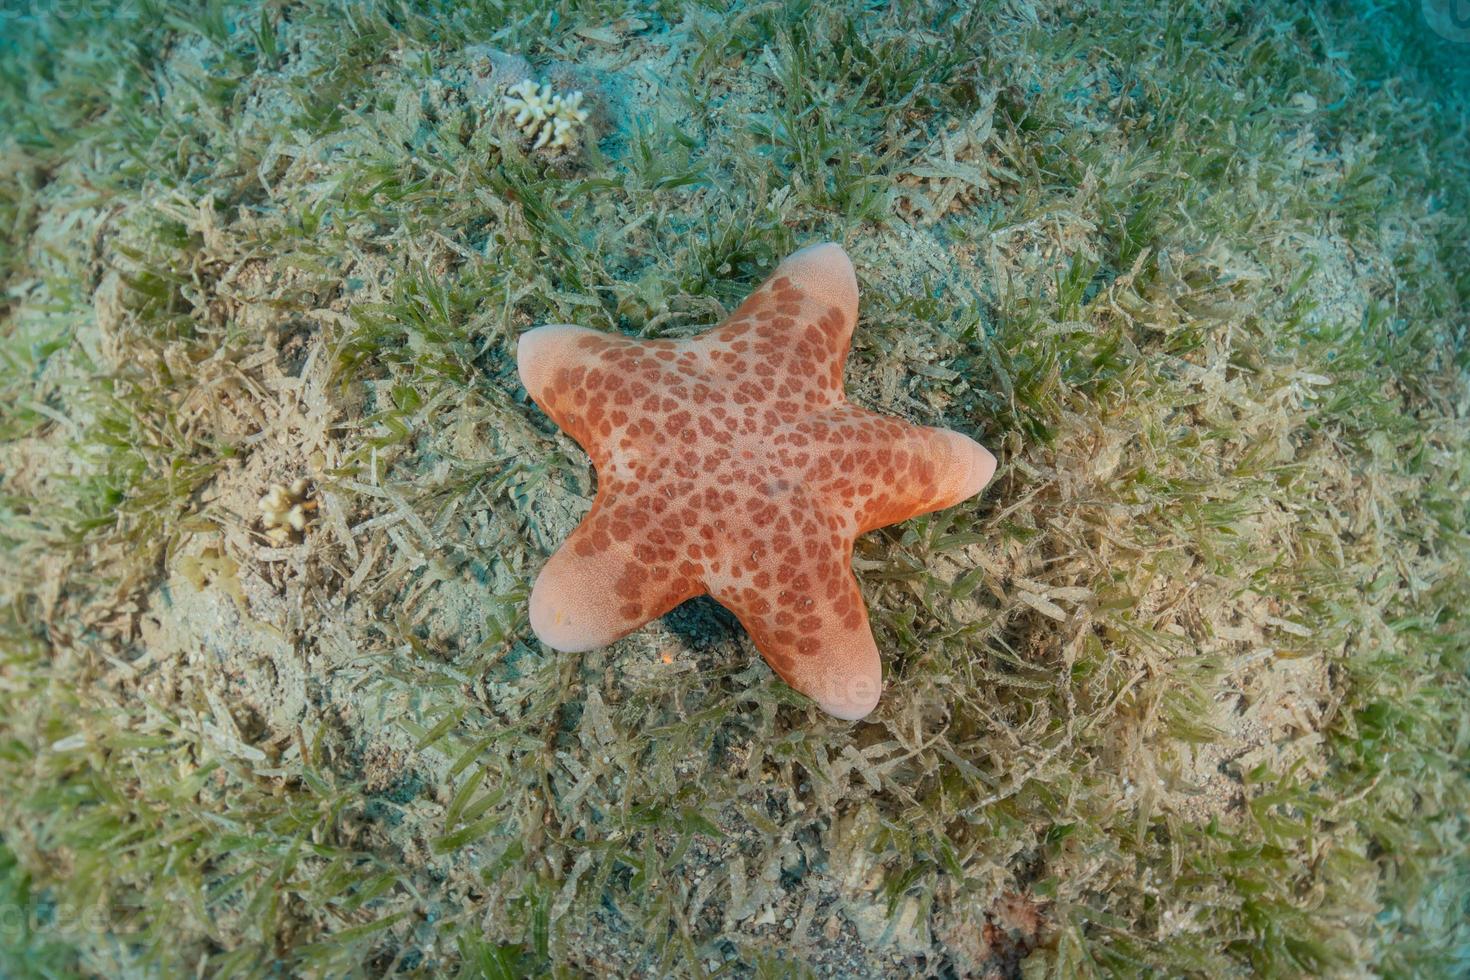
[517,243,996,719]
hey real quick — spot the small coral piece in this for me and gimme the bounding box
[258,478,317,543]
[501,78,590,152]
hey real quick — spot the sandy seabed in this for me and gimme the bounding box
[1,1,1467,976]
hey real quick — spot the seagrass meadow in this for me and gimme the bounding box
[1,0,1467,975]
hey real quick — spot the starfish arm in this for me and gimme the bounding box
[528,494,703,652]
[763,241,859,345]
[706,504,882,719]
[858,423,996,532]
[696,243,859,411]
[792,406,997,534]
[516,324,612,454]
[518,325,698,466]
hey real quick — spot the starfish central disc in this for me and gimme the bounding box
[518,243,996,719]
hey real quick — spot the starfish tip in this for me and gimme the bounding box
[517,323,587,404]
[527,565,609,653]
[817,686,882,722]
[945,429,998,501]
[777,241,858,315]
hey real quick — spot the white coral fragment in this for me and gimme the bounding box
[258,478,316,543]
[502,78,590,152]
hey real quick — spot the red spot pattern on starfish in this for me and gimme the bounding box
[517,243,997,719]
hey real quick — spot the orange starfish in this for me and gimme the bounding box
[518,243,997,719]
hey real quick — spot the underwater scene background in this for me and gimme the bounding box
[1,0,1466,975]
